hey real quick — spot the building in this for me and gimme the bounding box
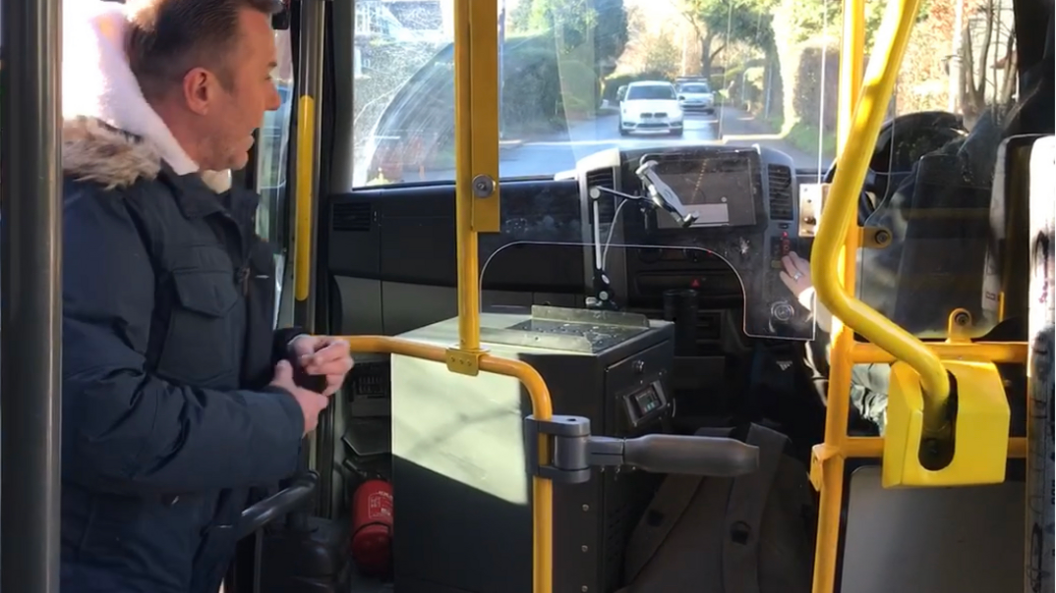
[353,0,452,77]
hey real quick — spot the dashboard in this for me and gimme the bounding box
[570,144,814,340]
[329,142,816,349]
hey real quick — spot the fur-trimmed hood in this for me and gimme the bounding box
[62,116,232,192]
[62,0,231,193]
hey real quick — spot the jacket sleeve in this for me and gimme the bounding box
[62,186,305,495]
[273,326,307,366]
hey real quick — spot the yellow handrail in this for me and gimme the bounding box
[451,0,501,358]
[811,0,949,420]
[341,336,554,593]
[837,0,865,153]
[293,96,317,303]
[449,0,554,591]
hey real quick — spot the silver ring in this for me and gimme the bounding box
[793,272,803,281]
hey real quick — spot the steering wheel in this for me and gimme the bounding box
[823,111,967,225]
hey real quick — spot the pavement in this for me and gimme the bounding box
[416,106,822,182]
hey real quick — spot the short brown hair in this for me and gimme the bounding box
[126,0,282,100]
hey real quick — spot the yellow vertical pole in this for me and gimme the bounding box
[837,0,866,154]
[812,0,932,590]
[452,0,482,354]
[450,3,553,593]
[811,0,866,589]
[451,0,501,364]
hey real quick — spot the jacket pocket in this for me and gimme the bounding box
[156,268,241,385]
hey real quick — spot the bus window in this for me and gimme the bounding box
[256,27,294,244]
[347,0,994,188]
[349,0,834,186]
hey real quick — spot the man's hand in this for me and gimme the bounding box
[288,335,355,397]
[271,360,331,435]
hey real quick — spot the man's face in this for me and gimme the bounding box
[201,8,281,171]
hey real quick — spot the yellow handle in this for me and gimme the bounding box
[341,336,553,593]
[811,0,950,406]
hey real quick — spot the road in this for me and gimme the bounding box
[419,106,822,182]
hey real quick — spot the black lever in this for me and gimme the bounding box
[525,415,760,484]
[593,434,758,477]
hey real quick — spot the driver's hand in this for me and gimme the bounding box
[778,252,833,333]
[778,252,812,298]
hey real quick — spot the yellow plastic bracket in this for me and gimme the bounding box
[883,359,1010,488]
[444,345,486,377]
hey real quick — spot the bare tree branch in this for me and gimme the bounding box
[998,29,1016,103]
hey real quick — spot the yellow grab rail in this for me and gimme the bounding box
[341,336,553,593]
[810,0,950,425]
[837,0,865,153]
[293,96,317,303]
[450,0,501,362]
[811,0,928,590]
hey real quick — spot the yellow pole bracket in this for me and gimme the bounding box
[884,359,1010,487]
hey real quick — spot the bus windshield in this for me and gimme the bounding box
[348,0,1008,186]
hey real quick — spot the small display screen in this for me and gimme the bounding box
[633,385,663,415]
[645,151,759,227]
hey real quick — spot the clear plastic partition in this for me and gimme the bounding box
[478,190,817,342]
[856,143,1008,340]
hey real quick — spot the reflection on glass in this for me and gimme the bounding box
[256,29,295,245]
[625,83,677,100]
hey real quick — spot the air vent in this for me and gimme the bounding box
[767,165,794,221]
[332,202,373,232]
[586,167,617,222]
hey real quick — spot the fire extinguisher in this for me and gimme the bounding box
[350,478,393,576]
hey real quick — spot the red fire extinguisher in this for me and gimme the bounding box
[350,478,393,576]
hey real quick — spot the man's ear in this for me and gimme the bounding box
[181,67,215,115]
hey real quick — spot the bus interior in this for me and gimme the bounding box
[0,0,1053,592]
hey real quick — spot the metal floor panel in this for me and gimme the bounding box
[840,465,1023,593]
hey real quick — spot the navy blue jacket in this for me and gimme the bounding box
[59,116,305,593]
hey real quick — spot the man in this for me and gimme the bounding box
[59,1,353,592]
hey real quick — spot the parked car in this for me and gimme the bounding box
[618,81,684,137]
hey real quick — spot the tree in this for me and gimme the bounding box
[674,0,776,77]
[960,0,1017,124]
[640,30,684,79]
[508,0,628,70]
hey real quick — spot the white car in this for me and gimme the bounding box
[619,82,684,137]
[677,82,716,114]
